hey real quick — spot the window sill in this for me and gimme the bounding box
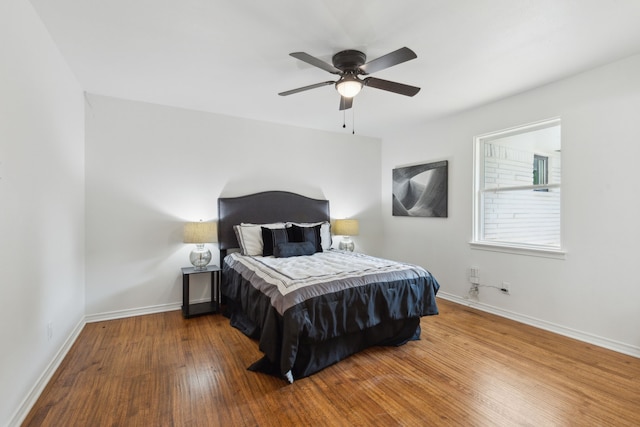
[470,241,566,260]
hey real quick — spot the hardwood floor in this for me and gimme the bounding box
[23,299,640,426]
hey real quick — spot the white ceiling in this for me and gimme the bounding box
[29,0,640,138]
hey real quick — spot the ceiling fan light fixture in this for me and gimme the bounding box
[335,74,363,98]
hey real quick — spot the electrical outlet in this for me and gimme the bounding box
[470,267,479,278]
[468,283,479,300]
[47,322,53,341]
[500,282,510,295]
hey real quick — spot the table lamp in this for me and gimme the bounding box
[333,219,359,252]
[183,221,217,270]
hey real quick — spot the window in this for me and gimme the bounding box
[472,118,562,255]
[533,154,548,186]
[533,154,549,192]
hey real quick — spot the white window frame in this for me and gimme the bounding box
[471,118,565,259]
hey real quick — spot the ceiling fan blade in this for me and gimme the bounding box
[364,77,420,97]
[359,47,417,75]
[339,96,353,111]
[290,52,341,74]
[278,81,335,96]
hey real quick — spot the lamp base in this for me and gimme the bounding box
[189,244,211,270]
[339,237,355,252]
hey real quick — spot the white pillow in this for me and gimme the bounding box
[286,221,332,251]
[234,222,285,256]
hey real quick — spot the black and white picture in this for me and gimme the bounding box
[393,160,448,217]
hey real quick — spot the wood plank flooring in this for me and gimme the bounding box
[23,299,640,426]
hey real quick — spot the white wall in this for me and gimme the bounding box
[85,94,382,316]
[381,54,640,356]
[0,0,85,425]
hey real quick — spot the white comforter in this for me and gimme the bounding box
[227,249,429,297]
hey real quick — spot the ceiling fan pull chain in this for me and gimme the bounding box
[352,104,355,135]
[343,109,346,128]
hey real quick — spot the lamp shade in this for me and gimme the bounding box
[183,221,217,244]
[335,74,363,98]
[333,219,359,236]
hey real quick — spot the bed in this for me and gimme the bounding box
[218,191,440,383]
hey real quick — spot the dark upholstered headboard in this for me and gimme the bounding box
[217,191,330,262]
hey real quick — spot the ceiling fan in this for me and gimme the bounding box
[278,47,420,111]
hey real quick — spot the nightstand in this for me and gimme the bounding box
[181,265,220,318]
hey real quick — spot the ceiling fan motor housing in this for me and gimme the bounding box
[332,50,367,72]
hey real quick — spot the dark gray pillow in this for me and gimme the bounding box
[274,241,316,258]
[289,224,323,253]
[261,227,293,257]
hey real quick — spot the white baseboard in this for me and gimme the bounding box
[85,301,182,323]
[438,292,640,359]
[8,317,86,427]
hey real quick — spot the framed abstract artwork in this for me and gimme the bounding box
[392,160,448,217]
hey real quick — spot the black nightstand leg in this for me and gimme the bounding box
[182,272,190,317]
[212,270,219,312]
